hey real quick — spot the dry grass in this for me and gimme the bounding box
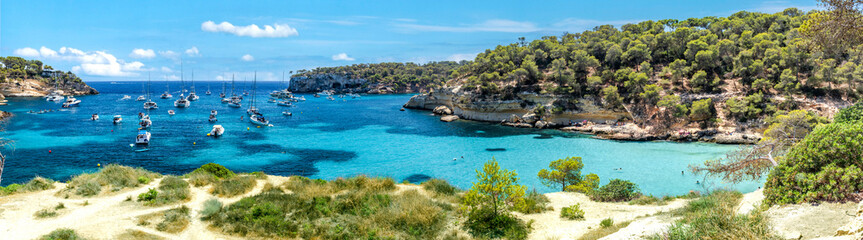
[577,220,632,240]
[116,229,165,240]
[211,175,256,197]
[66,164,160,197]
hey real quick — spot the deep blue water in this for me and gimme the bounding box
[0,81,761,195]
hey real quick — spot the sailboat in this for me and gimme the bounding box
[220,82,226,98]
[174,63,191,108]
[143,74,158,110]
[205,84,212,95]
[248,72,269,126]
[45,78,64,102]
[160,81,172,99]
[187,71,199,101]
[228,75,242,108]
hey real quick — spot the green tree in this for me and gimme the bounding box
[689,70,721,93]
[658,95,688,117]
[462,158,527,218]
[537,157,599,192]
[640,84,662,104]
[689,98,714,121]
[602,86,623,107]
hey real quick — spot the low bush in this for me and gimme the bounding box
[35,209,58,218]
[188,171,217,187]
[629,195,667,205]
[600,218,614,228]
[0,183,22,195]
[137,176,150,184]
[514,190,551,214]
[464,207,532,240]
[190,163,235,179]
[22,177,55,192]
[138,188,158,202]
[578,220,631,240]
[589,179,640,202]
[650,190,776,240]
[145,176,190,205]
[200,199,222,219]
[422,178,458,196]
[116,229,161,240]
[212,176,256,197]
[40,228,85,240]
[560,204,585,220]
[156,206,190,233]
[67,164,159,197]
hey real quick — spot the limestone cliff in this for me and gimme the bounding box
[0,78,98,97]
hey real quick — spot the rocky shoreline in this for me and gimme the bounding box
[0,78,98,97]
[405,89,762,144]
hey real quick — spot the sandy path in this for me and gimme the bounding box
[736,188,764,215]
[0,176,285,240]
[519,192,688,240]
[766,202,858,239]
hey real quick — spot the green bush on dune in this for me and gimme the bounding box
[589,179,640,202]
[67,164,160,197]
[40,228,86,240]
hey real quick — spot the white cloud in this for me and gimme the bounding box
[14,46,145,77]
[397,19,539,33]
[447,53,477,62]
[159,50,179,60]
[241,54,254,61]
[129,48,156,59]
[201,21,299,38]
[161,66,172,72]
[332,53,355,61]
[185,47,200,56]
[13,47,40,57]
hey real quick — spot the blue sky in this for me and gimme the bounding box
[1,0,819,81]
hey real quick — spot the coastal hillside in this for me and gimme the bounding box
[401,8,859,142]
[0,56,99,97]
[289,61,465,93]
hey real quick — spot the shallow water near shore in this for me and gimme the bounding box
[0,81,761,195]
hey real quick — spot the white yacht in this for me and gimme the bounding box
[143,74,158,109]
[46,91,64,102]
[135,130,151,145]
[209,125,224,137]
[139,117,152,129]
[187,92,199,101]
[113,115,122,124]
[136,95,146,101]
[282,110,292,116]
[160,81,172,99]
[208,114,218,122]
[91,114,99,121]
[247,72,269,126]
[62,96,81,108]
[168,110,175,116]
[227,75,241,108]
[277,100,291,107]
[250,114,269,126]
[144,100,158,109]
[121,95,131,100]
[174,94,190,108]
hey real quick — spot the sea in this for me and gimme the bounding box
[0,81,762,195]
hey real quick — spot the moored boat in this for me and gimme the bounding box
[135,130,151,145]
[113,115,122,124]
[209,125,225,137]
[62,96,81,108]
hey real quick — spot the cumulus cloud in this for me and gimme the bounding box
[161,66,172,72]
[201,21,298,38]
[185,47,199,56]
[13,47,40,57]
[159,50,179,60]
[241,54,254,61]
[129,48,156,59]
[14,46,145,77]
[332,53,355,61]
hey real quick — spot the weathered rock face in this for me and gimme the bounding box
[289,74,369,93]
[0,78,98,97]
[440,115,459,122]
[836,201,863,238]
[432,106,452,115]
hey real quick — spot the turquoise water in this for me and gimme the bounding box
[0,81,761,195]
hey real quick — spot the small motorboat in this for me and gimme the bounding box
[282,111,292,116]
[135,130,151,145]
[46,91,64,102]
[228,100,241,108]
[249,114,269,126]
[297,96,306,101]
[187,92,199,101]
[327,96,335,101]
[267,98,276,103]
[160,92,172,99]
[136,95,146,101]
[168,110,175,116]
[139,118,152,129]
[313,93,320,98]
[209,125,224,137]
[113,115,122,124]
[208,114,218,122]
[121,95,131,100]
[277,101,291,107]
[91,114,99,121]
[62,97,81,108]
[210,110,218,116]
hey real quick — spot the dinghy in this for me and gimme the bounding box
[209,125,225,137]
[113,115,122,124]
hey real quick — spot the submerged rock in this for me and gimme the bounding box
[440,115,459,122]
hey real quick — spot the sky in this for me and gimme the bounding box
[0,0,820,81]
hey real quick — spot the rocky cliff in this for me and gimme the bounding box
[0,78,98,97]
[404,87,770,143]
[289,74,400,94]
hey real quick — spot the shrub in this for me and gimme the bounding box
[600,218,614,228]
[21,177,55,192]
[40,228,85,240]
[560,204,585,220]
[464,207,532,240]
[421,178,457,196]
[55,203,65,210]
[188,171,217,187]
[212,176,257,197]
[629,195,667,205]
[138,188,158,202]
[589,179,640,202]
[200,199,222,219]
[537,157,600,193]
[67,164,159,196]
[74,179,101,197]
[514,190,551,214]
[834,101,863,124]
[0,183,22,195]
[651,190,776,239]
[191,163,236,179]
[156,206,190,233]
[764,122,863,205]
[35,209,58,218]
[137,176,150,184]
